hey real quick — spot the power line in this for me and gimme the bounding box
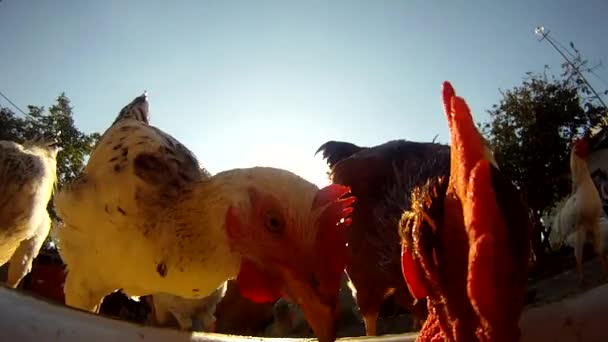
[0,89,29,116]
[535,26,607,110]
[587,65,608,90]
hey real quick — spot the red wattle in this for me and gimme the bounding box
[236,258,281,303]
[401,244,428,300]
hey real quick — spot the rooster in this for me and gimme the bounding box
[54,92,355,342]
[0,134,60,288]
[568,137,608,284]
[399,81,531,342]
[315,139,450,335]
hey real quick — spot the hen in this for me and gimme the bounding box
[147,282,227,331]
[315,139,449,335]
[0,134,60,288]
[399,81,531,342]
[54,93,355,342]
[568,137,608,284]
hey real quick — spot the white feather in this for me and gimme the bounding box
[55,94,241,312]
[149,281,228,331]
[0,137,59,288]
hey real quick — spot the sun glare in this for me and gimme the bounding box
[243,144,330,188]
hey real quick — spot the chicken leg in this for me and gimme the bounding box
[591,222,608,282]
[6,214,51,288]
[574,226,587,286]
[362,311,379,336]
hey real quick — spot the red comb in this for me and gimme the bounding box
[313,184,355,235]
[572,138,589,150]
[442,81,456,127]
[314,184,356,287]
[313,184,352,209]
[443,81,485,202]
[444,81,524,340]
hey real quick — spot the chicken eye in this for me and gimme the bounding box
[264,211,285,234]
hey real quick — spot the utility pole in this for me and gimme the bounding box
[535,26,607,109]
[535,26,608,138]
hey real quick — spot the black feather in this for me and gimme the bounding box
[315,140,364,169]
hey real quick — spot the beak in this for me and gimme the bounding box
[279,269,338,342]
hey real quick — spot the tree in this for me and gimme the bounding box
[0,94,100,251]
[482,73,588,211]
[1,94,100,186]
[26,94,101,185]
[481,45,607,267]
[0,108,28,141]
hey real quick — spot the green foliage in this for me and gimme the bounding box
[482,46,607,215]
[481,72,591,212]
[0,93,100,186]
[481,43,607,263]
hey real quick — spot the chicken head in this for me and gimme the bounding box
[400,81,530,342]
[572,138,591,159]
[224,171,355,342]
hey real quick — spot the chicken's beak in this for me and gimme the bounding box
[279,269,338,342]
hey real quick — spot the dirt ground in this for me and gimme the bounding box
[333,255,608,338]
[526,257,607,308]
[1,252,606,338]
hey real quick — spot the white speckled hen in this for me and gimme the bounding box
[0,134,60,288]
[54,93,355,342]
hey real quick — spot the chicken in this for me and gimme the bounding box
[315,139,450,335]
[399,81,531,342]
[547,195,608,253]
[568,137,608,284]
[99,291,150,324]
[265,298,312,337]
[54,92,355,342]
[147,281,227,331]
[0,133,60,288]
[564,217,608,255]
[264,272,360,338]
[546,196,576,250]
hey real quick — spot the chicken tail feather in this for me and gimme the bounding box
[111,92,150,126]
[315,141,364,170]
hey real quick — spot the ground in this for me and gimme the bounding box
[0,249,606,338]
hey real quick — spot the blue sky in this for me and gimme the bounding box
[1,0,607,186]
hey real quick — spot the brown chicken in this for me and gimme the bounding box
[399,81,531,342]
[316,139,451,335]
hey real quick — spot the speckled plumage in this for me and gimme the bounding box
[55,93,230,311]
[0,135,59,288]
[55,92,355,342]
